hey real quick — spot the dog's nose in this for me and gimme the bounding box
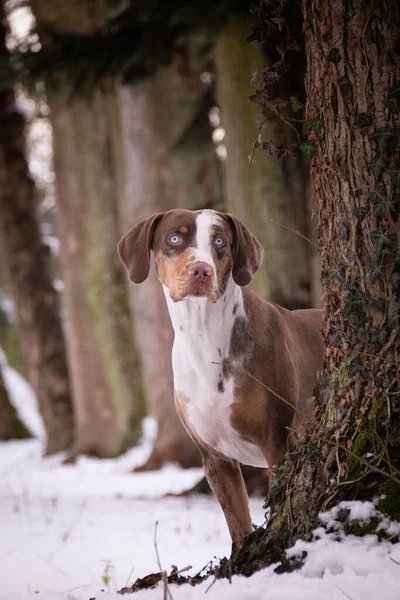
[188,261,213,281]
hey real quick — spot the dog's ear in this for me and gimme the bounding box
[225,214,264,286]
[117,212,165,283]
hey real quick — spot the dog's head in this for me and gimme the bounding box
[118,209,263,303]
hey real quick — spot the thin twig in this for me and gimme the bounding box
[336,583,355,600]
[124,565,135,588]
[375,289,400,311]
[373,420,400,477]
[205,577,217,593]
[269,218,320,249]
[154,521,173,600]
[361,13,372,110]
[249,119,267,165]
[267,102,301,144]
[211,362,307,419]
[377,328,398,362]
[177,565,192,574]
[360,351,397,368]
[390,556,400,565]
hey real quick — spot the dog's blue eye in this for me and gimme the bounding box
[169,234,181,245]
[214,236,224,247]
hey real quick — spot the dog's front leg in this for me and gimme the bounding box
[201,449,252,549]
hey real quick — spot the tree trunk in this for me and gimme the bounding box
[214,15,318,308]
[232,0,400,575]
[0,362,31,440]
[118,59,218,469]
[0,246,26,378]
[0,4,73,454]
[31,0,145,457]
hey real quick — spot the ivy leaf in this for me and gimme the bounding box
[369,157,386,179]
[306,443,321,460]
[250,71,259,87]
[386,87,400,113]
[342,291,367,323]
[349,360,366,377]
[370,261,385,284]
[369,129,398,155]
[388,168,400,189]
[262,141,295,161]
[290,96,304,112]
[328,265,346,282]
[373,202,387,217]
[353,207,368,222]
[300,141,316,159]
[304,117,325,134]
[327,48,341,63]
[368,186,396,216]
[371,227,394,256]
[368,186,387,204]
[355,113,373,128]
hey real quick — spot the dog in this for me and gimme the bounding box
[118,209,324,549]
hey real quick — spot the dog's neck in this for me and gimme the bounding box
[163,275,246,385]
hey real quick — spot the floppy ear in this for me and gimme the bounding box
[226,214,264,286]
[117,213,165,283]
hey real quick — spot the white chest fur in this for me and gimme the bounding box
[165,278,268,469]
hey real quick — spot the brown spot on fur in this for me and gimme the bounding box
[229,316,253,361]
[209,225,234,298]
[179,226,188,233]
[155,247,194,301]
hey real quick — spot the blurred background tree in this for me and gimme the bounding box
[0,0,320,466]
[0,2,73,452]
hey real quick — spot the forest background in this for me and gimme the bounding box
[0,0,321,467]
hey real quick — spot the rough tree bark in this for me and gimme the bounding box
[118,57,219,469]
[231,0,400,575]
[0,3,73,453]
[31,0,145,457]
[214,15,319,308]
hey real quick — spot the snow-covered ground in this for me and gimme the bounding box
[1,361,400,600]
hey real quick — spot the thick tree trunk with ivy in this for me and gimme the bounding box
[117,58,219,469]
[230,0,400,576]
[0,6,73,454]
[214,15,318,308]
[31,0,145,457]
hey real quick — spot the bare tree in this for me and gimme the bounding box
[0,1,73,454]
[30,0,145,457]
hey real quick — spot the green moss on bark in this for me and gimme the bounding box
[376,480,400,521]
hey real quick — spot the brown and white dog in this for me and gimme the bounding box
[118,209,324,549]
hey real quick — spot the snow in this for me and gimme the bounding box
[1,365,400,600]
[1,359,45,440]
[320,500,400,537]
